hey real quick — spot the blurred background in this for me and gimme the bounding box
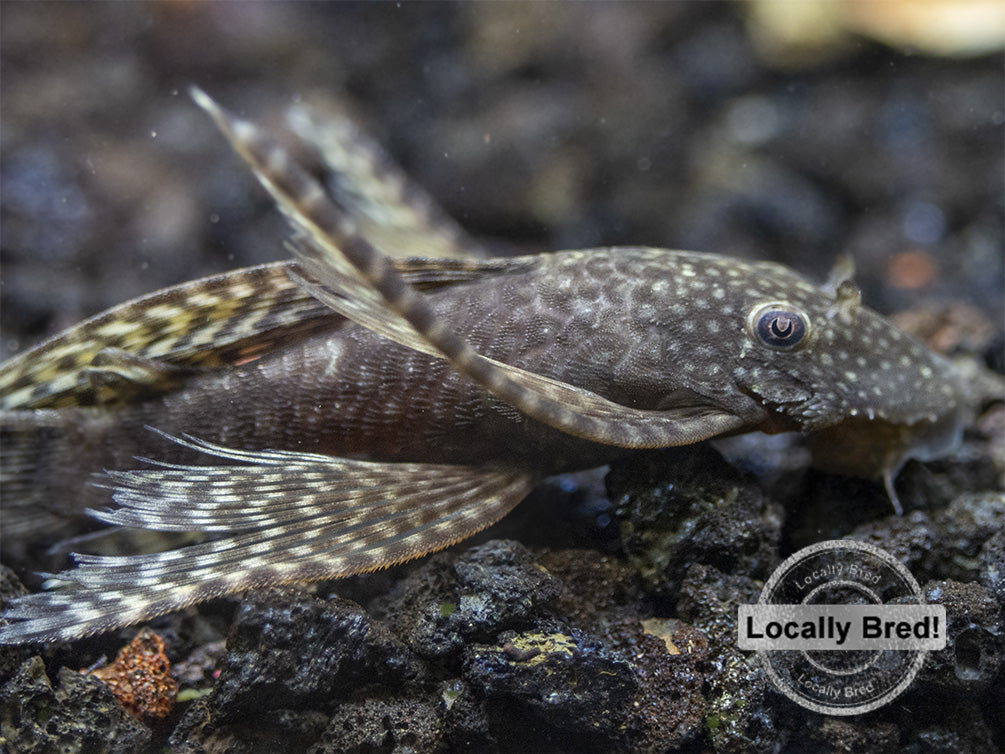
[2,1,1002,364]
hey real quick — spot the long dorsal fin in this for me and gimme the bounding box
[286,97,488,260]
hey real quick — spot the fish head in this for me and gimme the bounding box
[721,257,970,481]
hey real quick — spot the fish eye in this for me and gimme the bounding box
[747,302,810,351]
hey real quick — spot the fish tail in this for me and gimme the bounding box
[1,409,114,563]
[0,432,536,643]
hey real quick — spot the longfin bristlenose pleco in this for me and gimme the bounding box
[0,89,982,643]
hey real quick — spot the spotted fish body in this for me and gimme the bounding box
[0,91,977,643]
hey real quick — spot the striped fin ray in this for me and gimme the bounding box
[286,97,487,260]
[194,88,746,449]
[0,433,535,643]
[0,263,333,410]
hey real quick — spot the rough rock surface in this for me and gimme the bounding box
[1,657,152,753]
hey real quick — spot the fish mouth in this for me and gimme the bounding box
[733,382,813,435]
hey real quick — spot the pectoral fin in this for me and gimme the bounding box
[195,89,748,449]
[0,432,536,643]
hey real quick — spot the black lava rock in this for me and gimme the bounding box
[369,540,563,665]
[204,589,421,722]
[461,629,637,752]
[608,446,783,601]
[979,529,1005,603]
[676,563,778,754]
[0,656,151,753]
[308,696,444,754]
[917,580,1003,694]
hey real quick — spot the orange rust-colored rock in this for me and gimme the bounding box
[87,629,179,721]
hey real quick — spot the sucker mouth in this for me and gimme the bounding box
[734,384,807,435]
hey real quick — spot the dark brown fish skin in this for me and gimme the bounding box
[0,91,984,643]
[1,249,758,527]
[2,245,966,547]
